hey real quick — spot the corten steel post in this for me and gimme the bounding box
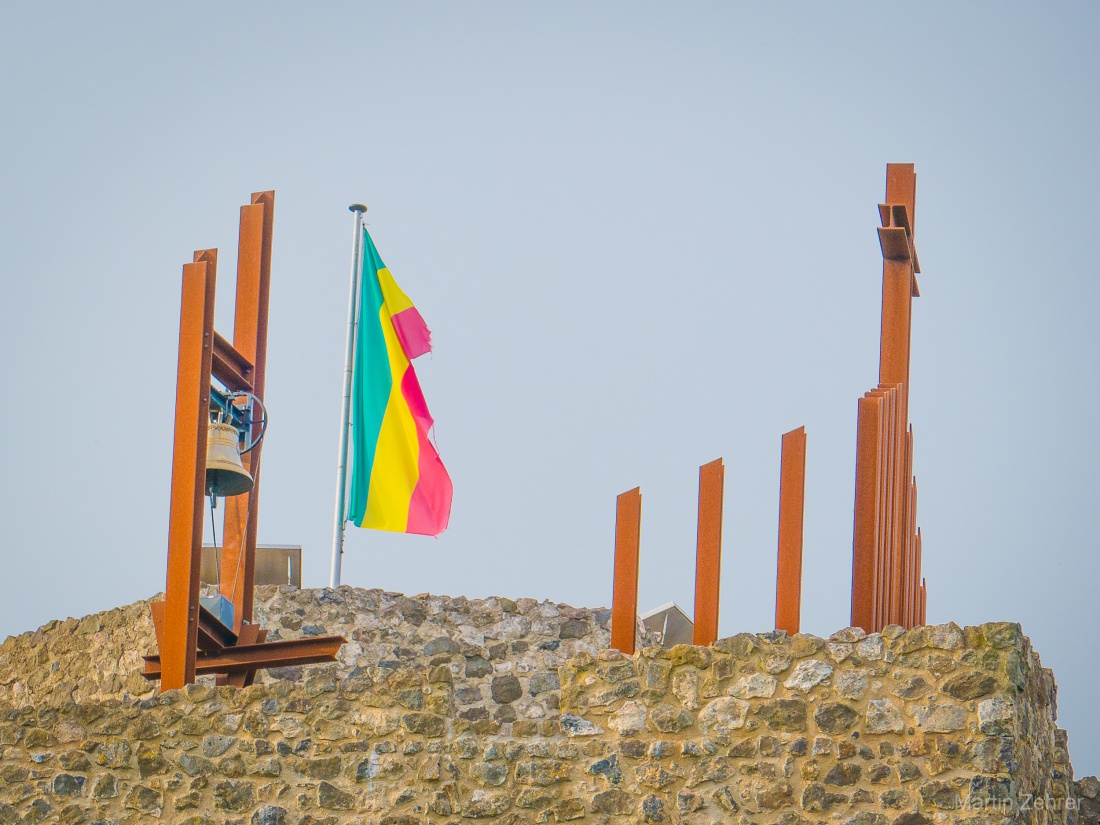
[692,459,725,647]
[887,388,905,626]
[161,252,217,690]
[220,192,275,632]
[610,488,642,654]
[775,427,807,636]
[867,386,891,631]
[851,395,882,632]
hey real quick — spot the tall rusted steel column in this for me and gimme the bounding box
[610,488,642,654]
[776,427,807,636]
[220,191,274,632]
[851,163,923,632]
[693,458,725,647]
[161,252,217,691]
[851,395,882,632]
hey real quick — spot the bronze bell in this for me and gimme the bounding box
[206,421,254,498]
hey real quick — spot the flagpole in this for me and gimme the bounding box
[330,203,367,587]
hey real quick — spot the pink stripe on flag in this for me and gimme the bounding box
[401,365,452,535]
[392,306,432,360]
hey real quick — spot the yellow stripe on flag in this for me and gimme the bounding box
[363,302,421,531]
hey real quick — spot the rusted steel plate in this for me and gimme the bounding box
[776,427,807,636]
[693,459,725,647]
[610,488,642,654]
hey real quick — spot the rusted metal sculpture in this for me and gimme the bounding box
[693,458,725,646]
[850,164,927,633]
[147,192,345,691]
[776,427,807,635]
[610,488,642,654]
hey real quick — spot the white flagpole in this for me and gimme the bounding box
[330,203,367,587]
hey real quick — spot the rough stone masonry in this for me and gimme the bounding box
[0,585,1096,825]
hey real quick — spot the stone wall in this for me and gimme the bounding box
[0,587,1095,825]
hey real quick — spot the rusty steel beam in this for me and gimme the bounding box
[221,192,274,631]
[610,487,642,654]
[865,387,889,632]
[216,624,266,688]
[143,635,345,679]
[160,252,217,691]
[910,530,919,624]
[693,458,725,647]
[887,384,905,627]
[211,331,254,393]
[776,427,807,636]
[851,395,883,632]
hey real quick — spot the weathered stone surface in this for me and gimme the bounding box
[0,593,1088,825]
[825,762,862,786]
[756,699,808,731]
[697,697,749,733]
[641,793,665,822]
[730,673,777,698]
[608,700,646,736]
[866,698,904,734]
[649,704,693,733]
[913,702,968,733]
[491,675,522,704]
[802,783,848,812]
[942,670,997,700]
[592,788,634,814]
[317,781,356,810]
[123,785,163,816]
[587,754,622,784]
[251,806,287,825]
[560,713,602,736]
[978,695,1014,735]
[784,659,833,691]
[814,702,858,734]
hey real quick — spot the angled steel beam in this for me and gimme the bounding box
[143,635,344,679]
[851,395,883,632]
[776,427,807,636]
[610,487,642,654]
[161,252,217,690]
[221,191,275,631]
[693,458,725,647]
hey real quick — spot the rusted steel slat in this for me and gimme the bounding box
[210,331,253,392]
[610,488,642,654]
[221,193,274,631]
[875,386,897,629]
[776,427,807,636]
[851,395,883,632]
[143,635,345,679]
[889,384,906,627]
[910,530,919,624]
[161,253,217,691]
[868,388,890,631]
[693,458,725,647]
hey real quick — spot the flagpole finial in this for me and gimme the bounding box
[349,204,367,214]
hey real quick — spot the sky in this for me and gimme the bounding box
[1,3,1098,774]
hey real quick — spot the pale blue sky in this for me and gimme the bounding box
[1,4,1098,772]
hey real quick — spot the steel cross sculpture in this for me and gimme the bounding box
[144,191,345,691]
[851,163,927,633]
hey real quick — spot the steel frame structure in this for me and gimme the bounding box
[147,191,344,691]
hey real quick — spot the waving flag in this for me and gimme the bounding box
[347,230,452,535]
